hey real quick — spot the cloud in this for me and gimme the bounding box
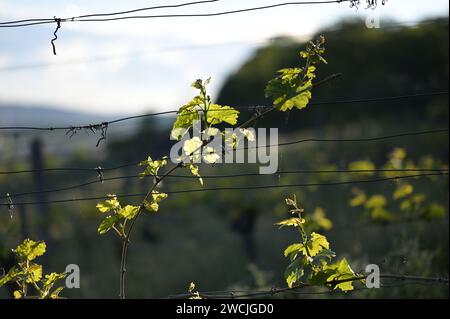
[0,0,448,116]
[0,54,9,68]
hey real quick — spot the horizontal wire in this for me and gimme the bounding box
[74,1,350,23]
[0,0,221,25]
[0,91,447,131]
[2,169,448,200]
[0,1,351,28]
[246,128,449,150]
[168,281,445,299]
[0,127,448,176]
[1,172,448,206]
[167,275,449,299]
[74,0,222,19]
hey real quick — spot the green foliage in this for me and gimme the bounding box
[13,238,46,261]
[96,39,329,253]
[0,239,66,299]
[348,148,448,223]
[144,191,169,212]
[348,160,376,177]
[170,78,245,185]
[139,156,168,178]
[265,36,327,111]
[206,104,239,126]
[172,78,240,136]
[93,38,347,298]
[276,217,305,228]
[187,282,202,299]
[217,19,449,131]
[277,195,358,291]
[185,163,204,186]
[96,193,168,236]
[310,207,333,231]
[96,194,120,213]
[393,183,414,200]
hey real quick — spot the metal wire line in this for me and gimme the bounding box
[0,91,447,131]
[167,275,449,299]
[167,282,447,299]
[0,0,221,25]
[1,168,448,200]
[0,1,352,28]
[0,126,448,176]
[1,172,448,207]
[0,127,448,176]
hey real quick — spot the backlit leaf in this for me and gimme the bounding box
[96,195,120,213]
[393,183,414,200]
[13,239,46,261]
[206,104,239,126]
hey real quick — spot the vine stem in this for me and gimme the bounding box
[119,163,182,299]
[118,73,342,299]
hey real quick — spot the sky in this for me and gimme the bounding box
[0,0,448,116]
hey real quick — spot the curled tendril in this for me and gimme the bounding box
[51,17,62,55]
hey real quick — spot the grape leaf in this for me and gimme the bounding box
[96,195,120,213]
[206,104,239,126]
[13,239,46,261]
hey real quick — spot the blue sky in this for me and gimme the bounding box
[0,0,448,115]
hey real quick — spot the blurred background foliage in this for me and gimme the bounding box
[0,18,448,298]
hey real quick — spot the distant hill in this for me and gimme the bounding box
[0,103,160,159]
[216,18,449,131]
[0,103,112,127]
[0,103,175,160]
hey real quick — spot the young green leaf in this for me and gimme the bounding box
[276,217,305,228]
[13,290,22,299]
[13,239,46,261]
[307,232,330,257]
[144,191,169,212]
[349,189,367,207]
[139,156,168,178]
[265,36,327,112]
[371,207,395,222]
[96,194,120,213]
[98,214,121,235]
[393,183,414,200]
[186,163,203,186]
[118,205,140,220]
[422,203,446,220]
[284,243,303,259]
[206,104,239,126]
[26,263,43,283]
[311,207,333,231]
[365,195,387,209]
[0,266,24,286]
[324,258,356,292]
